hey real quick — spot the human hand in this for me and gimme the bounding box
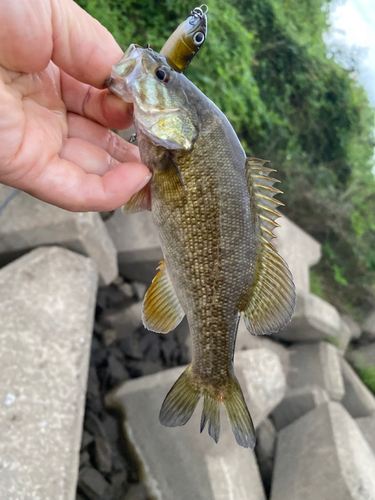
[0,0,151,212]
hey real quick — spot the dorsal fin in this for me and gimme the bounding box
[241,157,296,335]
[142,260,185,333]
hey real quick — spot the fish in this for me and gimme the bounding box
[107,44,296,449]
[159,5,208,73]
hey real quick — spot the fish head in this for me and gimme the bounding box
[107,45,199,151]
[160,7,207,72]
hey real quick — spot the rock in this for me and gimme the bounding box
[104,302,143,338]
[340,358,375,418]
[132,281,148,300]
[0,247,98,500]
[348,343,375,370]
[274,292,342,342]
[105,350,286,500]
[273,217,321,293]
[111,470,128,498]
[105,210,162,283]
[107,352,130,386]
[288,342,345,401]
[363,310,375,340]
[81,430,95,450]
[103,328,117,347]
[123,483,149,500]
[79,450,91,469]
[0,184,117,285]
[236,349,286,428]
[255,418,277,496]
[236,317,290,377]
[342,315,361,340]
[271,386,329,431]
[355,416,375,453]
[78,466,113,500]
[84,411,113,474]
[270,402,375,500]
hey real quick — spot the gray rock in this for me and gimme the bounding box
[288,342,345,401]
[0,247,98,500]
[340,358,375,418]
[363,310,375,339]
[81,430,95,450]
[342,314,361,340]
[78,466,113,500]
[271,402,375,500]
[123,483,148,500]
[273,217,321,293]
[274,292,342,342]
[105,210,162,283]
[236,317,290,378]
[271,385,329,431]
[356,416,375,453]
[348,343,375,369]
[255,418,277,496]
[0,184,117,285]
[106,353,271,500]
[104,302,143,338]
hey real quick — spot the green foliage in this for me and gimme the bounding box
[309,269,325,299]
[75,0,375,315]
[359,367,375,396]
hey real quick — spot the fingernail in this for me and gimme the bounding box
[134,173,152,193]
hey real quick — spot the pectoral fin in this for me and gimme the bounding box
[122,182,151,213]
[142,260,185,333]
[241,158,296,335]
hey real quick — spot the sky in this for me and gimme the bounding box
[324,0,375,105]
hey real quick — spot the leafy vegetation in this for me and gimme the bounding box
[76,0,375,318]
[359,367,375,396]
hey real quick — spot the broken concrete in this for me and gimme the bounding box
[105,209,162,283]
[274,291,342,342]
[356,416,375,454]
[288,342,345,401]
[271,402,375,500]
[340,358,375,418]
[106,350,285,500]
[255,418,277,496]
[273,217,321,293]
[271,386,330,431]
[0,247,98,500]
[0,184,117,285]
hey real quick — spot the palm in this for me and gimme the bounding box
[0,0,150,212]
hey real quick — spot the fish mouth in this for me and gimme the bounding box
[106,44,144,103]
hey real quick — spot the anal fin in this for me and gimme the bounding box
[242,157,296,335]
[142,259,185,333]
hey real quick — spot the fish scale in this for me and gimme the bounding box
[108,44,296,448]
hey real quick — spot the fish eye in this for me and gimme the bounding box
[193,32,205,46]
[155,67,170,83]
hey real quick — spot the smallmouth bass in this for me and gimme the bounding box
[108,45,296,449]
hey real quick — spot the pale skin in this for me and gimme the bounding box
[0,0,151,212]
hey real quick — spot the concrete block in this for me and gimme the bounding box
[274,291,342,342]
[271,402,375,500]
[0,247,98,500]
[340,358,375,418]
[0,184,117,285]
[106,350,286,500]
[348,343,375,370]
[271,386,329,431]
[273,217,321,293]
[235,317,290,378]
[105,209,162,283]
[356,416,375,453]
[255,418,277,495]
[342,314,361,340]
[363,310,375,340]
[288,342,345,401]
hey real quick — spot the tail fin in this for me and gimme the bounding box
[159,366,256,449]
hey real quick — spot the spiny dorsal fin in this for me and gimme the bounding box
[242,157,296,335]
[142,260,185,333]
[122,183,151,213]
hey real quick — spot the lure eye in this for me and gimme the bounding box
[193,32,205,46]
[155,67,170,83]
